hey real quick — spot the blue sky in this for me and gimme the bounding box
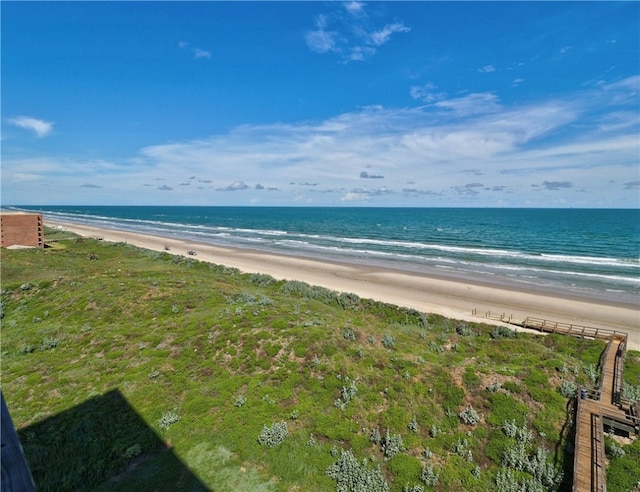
[2,1,638,207]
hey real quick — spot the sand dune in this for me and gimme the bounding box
[48,220,639,350]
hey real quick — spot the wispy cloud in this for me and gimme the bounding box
[7,116,54,137]
[435,92,501,116]
[305,3,410,62]
[478,65,496,73]
[410,83,447,103]
[304,15,338,54]
[179,41,211,60]
[193,48,212,60]
[366,23,410,47]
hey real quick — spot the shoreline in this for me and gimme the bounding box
[47,219,640,350]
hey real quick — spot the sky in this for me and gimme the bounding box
[1,1,639,208]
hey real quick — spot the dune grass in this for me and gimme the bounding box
[0,233,629,491]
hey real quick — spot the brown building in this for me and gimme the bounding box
[0,213,44,248]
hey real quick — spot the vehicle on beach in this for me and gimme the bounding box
[188,250,197,256]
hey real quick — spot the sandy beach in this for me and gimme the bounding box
[47,219,640,350]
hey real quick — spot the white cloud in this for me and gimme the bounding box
[305,17,338,54]
[478,65,496,73]
[410,83,447,103]
[344,1,365,16]
[305,4,410,62]
[435,93,501,116]
[7,116,54,137]
[347,45,376,62]
[179,41,212,60]
[193,48,212,60]
[367,23,411,47]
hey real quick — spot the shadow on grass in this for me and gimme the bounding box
[16,389,209,491]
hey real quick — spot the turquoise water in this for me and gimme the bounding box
[9,206,640,303]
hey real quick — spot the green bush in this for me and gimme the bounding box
[264,342,281,357]
[606,438,640,492]
[433,375,464,409]
[486,393,528,427]
[462,366,481,389]
[501,381,521,393]
[387,454,422,486]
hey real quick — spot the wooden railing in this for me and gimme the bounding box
[522,317,628,341]
[612,338,626,406]
[592,412,606,492]
[572,396,584,492]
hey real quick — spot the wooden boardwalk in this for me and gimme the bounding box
[571,336,625,492]
[474,315,639,492]
[547,331,637,492]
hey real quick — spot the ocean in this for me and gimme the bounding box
[7,206,640,305]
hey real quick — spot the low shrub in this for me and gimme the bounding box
[257,421,288,448]
[459,406,480,426]
[381,429,404,459]
[39,336,60,351]
[381,334,395,349]
[334,377,358,411]
[420,464,439,487]
[455,323,475,337]
[326,449,389,492]
[559,380,578,398]
[157,411,180,430]
[490,326,516,339]
[343,327,357,341]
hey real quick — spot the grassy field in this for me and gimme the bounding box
[1,232,638,491]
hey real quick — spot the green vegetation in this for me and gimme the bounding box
[0,235,629,491]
